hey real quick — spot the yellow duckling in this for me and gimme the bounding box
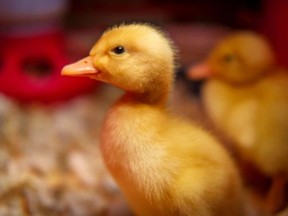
[188,31,288,213]
[62,23,245,216]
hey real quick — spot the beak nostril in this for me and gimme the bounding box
[62,56,97,76]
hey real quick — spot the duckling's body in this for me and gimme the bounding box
[204,70,288,175]
[188,32,288,212]
[62,24,245,216]
[102,97,243,216]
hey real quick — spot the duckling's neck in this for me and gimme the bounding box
[122,88,171,108]
[129,75,173,107]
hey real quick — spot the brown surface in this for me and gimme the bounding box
[0,84,134,215]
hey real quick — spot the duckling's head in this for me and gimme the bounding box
[62,23,177,104]
[188,32,275,84]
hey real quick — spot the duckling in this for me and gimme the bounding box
[188,31,288,213]
[62,23,245,216]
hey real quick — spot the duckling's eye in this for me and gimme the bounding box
[222,54,234,63]
[111,46,125,55]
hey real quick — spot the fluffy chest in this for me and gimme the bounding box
[100,104,174,202]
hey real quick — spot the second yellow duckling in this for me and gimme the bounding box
[188,31,288,213]
[62,23,245,216]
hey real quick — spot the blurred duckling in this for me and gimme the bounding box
[62,23,246,216]
[188,31,288,213]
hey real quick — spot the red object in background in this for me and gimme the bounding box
[0,32,97,103]
[261,0,288,68]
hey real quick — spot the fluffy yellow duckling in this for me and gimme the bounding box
[62,23,245,216]
[188,31,288,212]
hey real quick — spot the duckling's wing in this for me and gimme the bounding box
[252,73,288,174]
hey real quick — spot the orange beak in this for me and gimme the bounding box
[187,61,213,80]
[61,56,99,78]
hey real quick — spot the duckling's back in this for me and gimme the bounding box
[165,117,245,216]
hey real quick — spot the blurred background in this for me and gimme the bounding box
[0,0,288,102]
[0,0,287,215]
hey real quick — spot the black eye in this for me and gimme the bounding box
[112,46,125,55]
[223,54,234,63]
